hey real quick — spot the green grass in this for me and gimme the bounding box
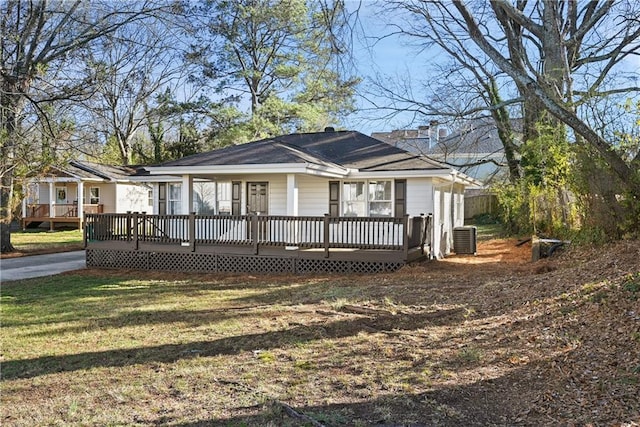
[0,271,483,426]
[8,229,83,252]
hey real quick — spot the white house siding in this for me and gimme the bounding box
[453,183,465,227]
[241,174,287,216]
[95,184,116,213]
[406,177,435,217]
[431,182,456,259]
[297,175,329,216]
[435,183,466,256]
[37,183,50,204]
[116,183,151,213]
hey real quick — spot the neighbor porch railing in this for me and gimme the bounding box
[25,203,104,218]
[84,212,432,259]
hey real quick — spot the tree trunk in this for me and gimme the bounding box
[454,1,640,199]
[0,222,14,253]
[1,79,23,254]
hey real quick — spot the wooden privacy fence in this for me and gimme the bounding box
[84,212,431,260]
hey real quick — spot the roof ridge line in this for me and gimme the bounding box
[69,160,114,181]
[271,139,347,172]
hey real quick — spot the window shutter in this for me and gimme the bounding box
[328,181,340,217]
[158,183,166,215]
[394,179,406,217]
[231,181,241,215]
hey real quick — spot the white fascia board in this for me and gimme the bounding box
[349,169,481,186]
[127,174,182,183]
[145,163,348,178]
[304,164,348,178]
[28,177,103,183]
[146,163,309,175]
[448,170,485,187]
[348,169,454,180]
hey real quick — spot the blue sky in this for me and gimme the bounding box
[344,2,429,135]
[345,1,640,136]
[344,0,448,135]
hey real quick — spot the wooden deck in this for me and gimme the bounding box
[22,204,104,230]
[84,213,432,274]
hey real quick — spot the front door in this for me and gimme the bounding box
[247,182,268,215]
[247,182,268,240]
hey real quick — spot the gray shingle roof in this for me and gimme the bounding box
[158,130,448,172]
[62,161,140,181]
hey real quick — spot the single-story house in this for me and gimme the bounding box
[21,160,151,230]
[84,129,480,274]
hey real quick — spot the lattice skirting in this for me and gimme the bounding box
[86,249,405,274]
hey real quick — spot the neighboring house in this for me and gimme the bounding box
[372,118,522,184]
[21,160,152,230]
[85,129,480,274]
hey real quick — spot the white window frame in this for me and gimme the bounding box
[341,180,393,217]
[89,187,100,205]
[27,183,39,204]
[216,182,232,215]
[168,183,182,215]
[368,180,393,217]
[193,182,217,215]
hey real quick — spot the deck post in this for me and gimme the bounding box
[323,214,330,258]
[189,212,196,252]
[403,214,410,261]
[251,214,259,255]
[126,211,132,243]
[140,212,147,243]
[83,215,88,249]
[132,212,139,250]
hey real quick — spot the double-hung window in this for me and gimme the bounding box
[89,187,100,205]
[190,182,232,215]
[368,181,392,216]
[193,182,216,215]
[216,182,232,215]
[342,182,366,216]
[168,183,182,214]
[342,180,392,217]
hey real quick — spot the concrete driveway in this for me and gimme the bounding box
[0,250,86,282]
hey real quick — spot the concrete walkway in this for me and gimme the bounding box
[0,251,86,282]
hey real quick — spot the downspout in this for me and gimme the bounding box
[449,172,457,254]
[431,184,438,259]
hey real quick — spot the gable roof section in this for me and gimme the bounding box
[33,161,141,182]
[153,130,450,174]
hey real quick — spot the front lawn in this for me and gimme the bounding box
[4,229,84,257]
[1,239,639,426]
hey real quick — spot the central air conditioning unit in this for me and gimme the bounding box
[453,226,477,255]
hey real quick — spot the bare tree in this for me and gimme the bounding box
[372,0,640,234]
[366,1,523,183]
[0,0,169,252]
[81,20,189,165]
[449,0,640,195]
